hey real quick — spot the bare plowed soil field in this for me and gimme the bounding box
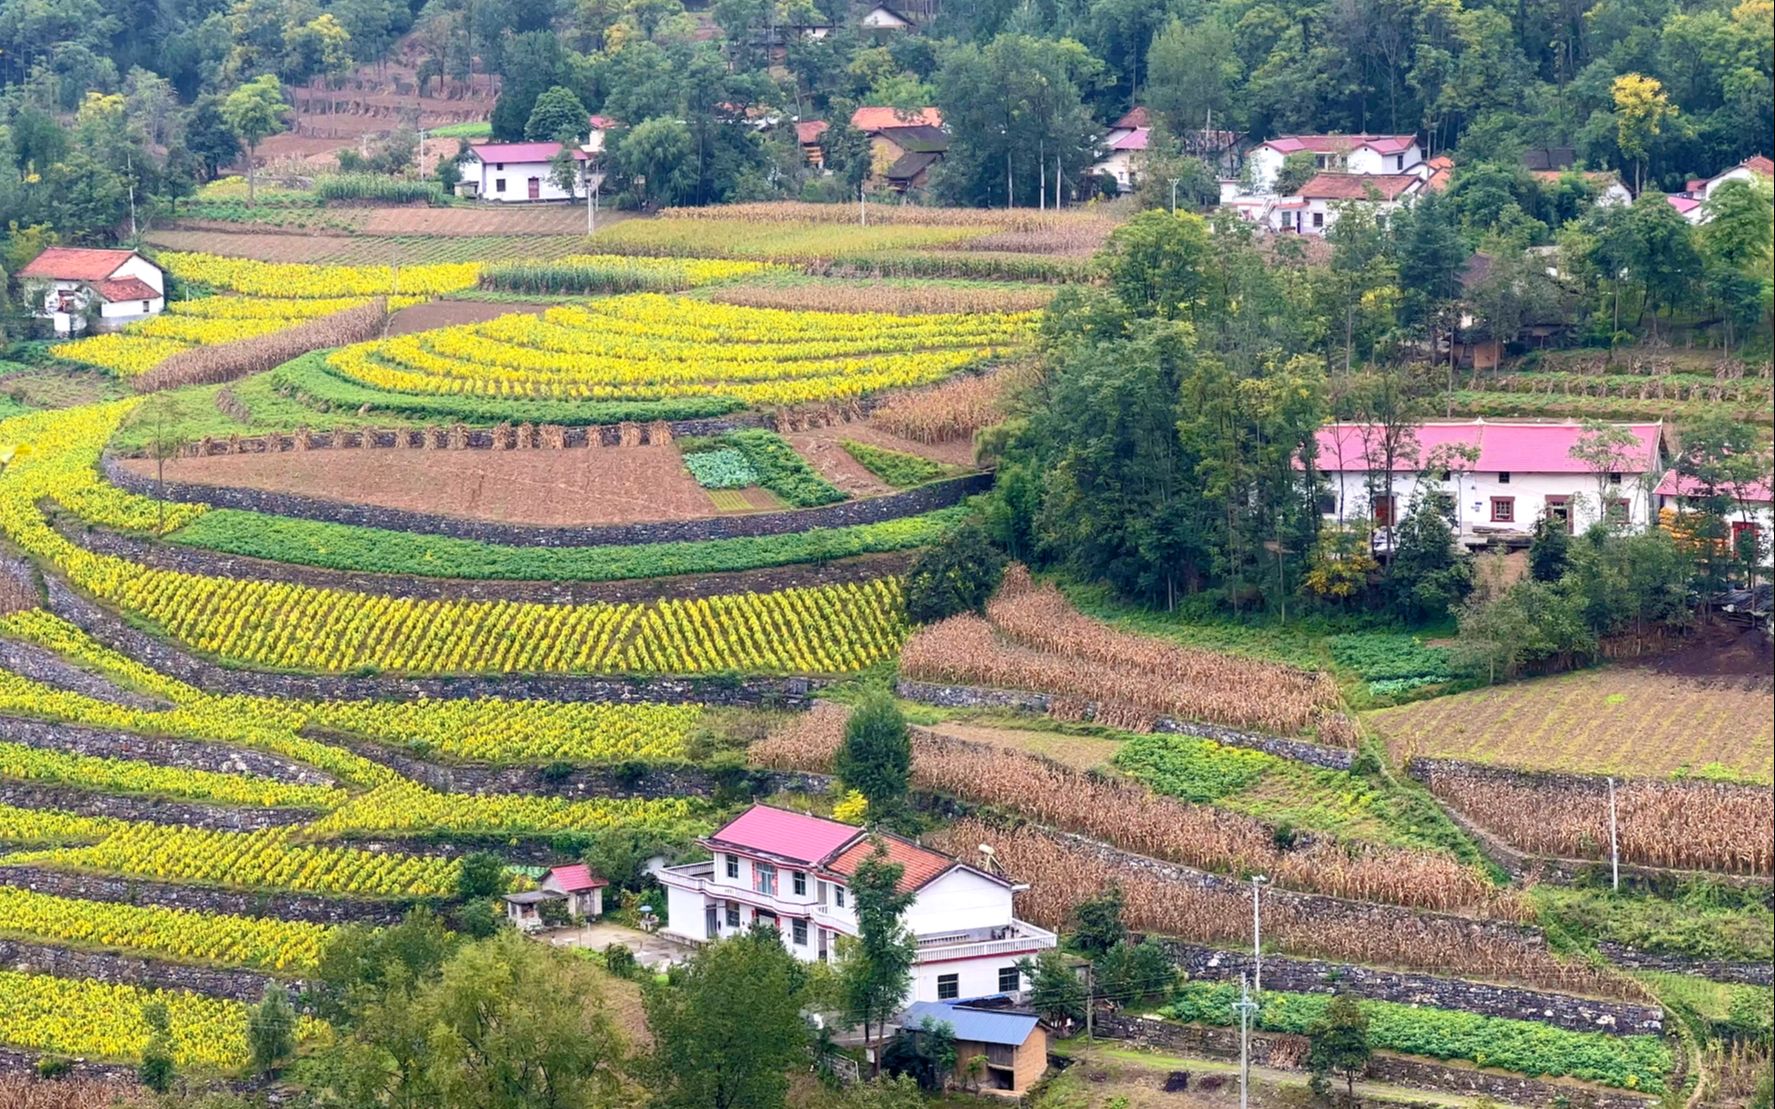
[123,445,720,526]
[1371,667,1775,781]
[361,206,610,235]
[143,229,592,264]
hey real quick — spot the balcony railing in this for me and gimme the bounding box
[912,920,1057,963]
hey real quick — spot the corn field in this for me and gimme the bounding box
[1424,768,1774,876]
[132,298,389,393]
[312,174,447,204]
[900,567,1358,745]
[659,202,1118,232]
[751,706,1505,914]
[0,1077,153,1108]
[932,818,1638,1000]
[868,363,1038,444]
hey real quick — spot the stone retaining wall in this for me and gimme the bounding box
[60,519,915,604]
[0,1046,139,1083]
[1158,941,1663,1035]
[43,573,816,706]
[0,865,435,925]
[895,680,1355,770]
[0,634,163,709]
[0,938,289,1004]
[147,415,769,458]
[0,782,313,832]
[0,716,334,786]
[103,452,991,548]
[1092,1012,1655,1109]
[1596,942,1773,987]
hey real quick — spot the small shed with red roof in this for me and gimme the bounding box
[17,247,165,336]
[504,862,610,932]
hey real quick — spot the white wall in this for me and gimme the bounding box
[905,870,1015,937]
[1322,469,1656,541]
[471,158,578,201]
[662,883,708,942]
[1093,149,1137,192]
[911,956,1026,1003]
[111,255,165,295]
[1247,146,1285,193]
[1659,497,1774,566]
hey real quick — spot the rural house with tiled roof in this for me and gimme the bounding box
[655,804,1056,1004]
[17,247,165,336]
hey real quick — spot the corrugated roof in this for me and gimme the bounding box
[467,141,588,163]
[1315,420,1662,475]
[1109,127,1150,152]
[851,106,942,133]
[547,864,606,891]
[1668,195,1702,213]
[1264,133,1417,156]
[902,1001,1040,1046]
[796,120,829,144]
[706,805,860,865]
[1111,106,1149,130]
[825,834,956,893]
[885,150,942,182]
[1296,172,1420,200]
[1655,469,1773,504]
[878,124,949,154]
[91,277,160,303]
[17,248,143,281]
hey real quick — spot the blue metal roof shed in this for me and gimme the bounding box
[901,1001,1041,1046]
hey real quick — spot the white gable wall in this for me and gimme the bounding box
[905,869,1016,937]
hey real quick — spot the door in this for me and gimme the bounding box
[1372,495,1396,527]
[527,177,541,199]
[1545,495,1572,532]
[817,929,829,962]
[704,904,718,940]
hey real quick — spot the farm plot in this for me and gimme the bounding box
[900,566,1357,744]
[324,294,1037,406]
[1371,667,1774,782]
[143,229,596,264]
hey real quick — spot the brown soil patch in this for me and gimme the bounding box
[362,206,610,236]
[144,228,592,264]
[385,300,551,335]
[1628,623,1775,680]
[124,445,719,527]
[925,722,1123,771]
[782,423,977,498]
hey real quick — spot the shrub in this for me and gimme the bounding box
[903,519,1006,623]
[604,943,638,979]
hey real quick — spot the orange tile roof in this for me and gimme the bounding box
[91,277,159,302]
[851,106,942,133]
[17,247,142,281]
[825,835,956,894]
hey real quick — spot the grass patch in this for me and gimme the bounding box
[1528,881,1775,964]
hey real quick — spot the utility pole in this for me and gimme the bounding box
[859,183,866,226]
[1170,177,1181,213]
[1250,875,1267,992]
[1235,973,1258,1109]
[1083,963,1094,1066]
[1607,777,1620,891]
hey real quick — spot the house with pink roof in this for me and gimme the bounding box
[459,140,594,202]
[1091,126,1149,193]
[655,804,1055,1004]
[1655,469,1773,566]
[1246,133,1424,194]
[1313,419,1666,545]
[503,863,609,932]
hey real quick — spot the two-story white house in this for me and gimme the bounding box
[1312,419,1665,546]
[655,805,1057,1004]
[1245,134,1424,194]
[459,140,592,202]
[1669,155,1774,224]
[1270,172,1424,235]
[17,247,165,336]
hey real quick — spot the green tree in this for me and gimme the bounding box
[488,31,569,140]
[1018,950,1086,1030]
[1307,994,1372,1103]
[183,95,241,181]
[835,694,912,824]
[1672,414,1774,596]
[1274,150,1317,196]
[902,519,1007,623]
[644,924,810,1108]
[1145,19,1239,138]
[1070,886,1127,957]
[305,908,459,1028]
[1387,487,1472,622]
[138,1000,175,1093]
[1529,510,1572,582]
[247,984,297,1077]
[456,851,506,901]
[840,846,916,1073]
[1611,73,1675,193]
[526,85,591,142]
[220,73,289,205]
[1092,939,1175,1009]
[614,117,697,208]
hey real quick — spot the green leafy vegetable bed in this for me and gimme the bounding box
[840,439,962,488]
[682,448,760,490]
[683,430,845,507]
[1165,983,1672,1092]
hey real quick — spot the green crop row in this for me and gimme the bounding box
[167,505,969,581]
[1165,982,1672,1092]
[684,430,845,507]
[840,439,963,488]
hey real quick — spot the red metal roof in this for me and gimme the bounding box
[706,805,861,865]
[546,863,607,891]
[1264,133,1417,156]
[91,278,160,303]
[467,141,588,163]
[1314,420,1662,475]
[1296,172,1420,200]
[1109,127,1149,152]
[796,120,829,144]
[17,247,142,281]
[1744,155,1775,177]
[825,834,962,894]
[1655,469,1773,504]
[851,106,942,133]
[1668,195,1702,213]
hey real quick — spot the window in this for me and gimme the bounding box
[1498,471,1511,483]
[937,974,959,1000]
[1608,472,1623,485]
[834,886,845,909]
[1490,497,1515,523]
[725,901,740,929]
[998,965,1021,993]
[1315,493,1336,516]
[494,178,506,193]
[1440,470,1453,482]
[754,863,777,897]
[1312,211,1325,228]
[792,918,808,946]
[792,871,807,897]
[1545,495,1573,533]
[495,162,505,171]
[141,300,151,312]
[724,854,739,880]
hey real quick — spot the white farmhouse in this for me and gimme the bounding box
[1312,419,1665,546]
[1245,134,1423,194]
[1669,155,1773,224]
[655,804,1056,1004]
[459,140,591,202]
[17,247,165,336]
[1270,172,1424,235]
[1655,470,1773,566]
[1091,126,1148,193]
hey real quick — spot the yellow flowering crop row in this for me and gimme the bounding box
[326,293,1036,403]
[11,825,462,898]
[306,782,701,838]
[309,698,701,763]
[0,969,326,1070]
[50,333,189,376]
[0,740,344,810]
[0,886,334,974]
[161,252,478,297]
[0,800,118,846]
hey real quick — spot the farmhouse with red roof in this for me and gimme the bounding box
[17,247,165,337]
[503,863,610,933]
[1312,419,1666,544]
[1269,172,1425,235]
[655,804,1055,1004]
[459,140,594,202]
[1247,133,1424,193]
[1655,469,1774,567]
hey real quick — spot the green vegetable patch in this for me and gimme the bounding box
[839,439,963,488]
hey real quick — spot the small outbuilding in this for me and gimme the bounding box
[503,863,609,932]
[899,998,1048,1095]
[17,247,165,336]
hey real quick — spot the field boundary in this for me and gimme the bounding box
[101,452,992,547]
[0,780,314,832]
[895,678,1355,770]
[0,864,428,925]
[0,937,287,1004]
